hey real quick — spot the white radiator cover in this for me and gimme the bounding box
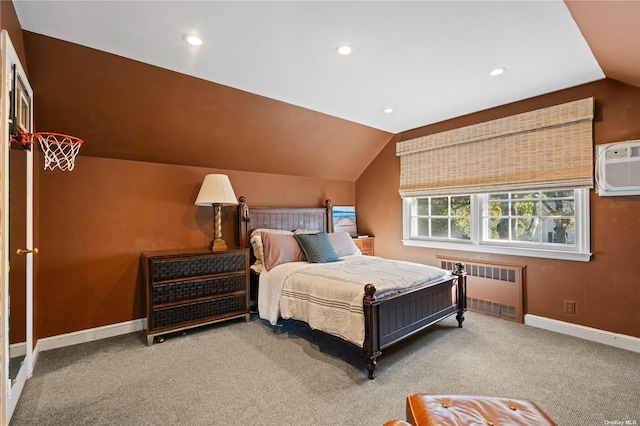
[437,256,525,323]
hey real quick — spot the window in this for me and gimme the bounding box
[403,189,590,262]
[484,190,576,245]
[410,195,471,241]
[397,99,594,262]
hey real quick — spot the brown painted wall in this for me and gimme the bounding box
[9,148,26,344]
[21,31,392,183]
[356,79,640,338]
[36,157,354,338]
[0,1,27,69]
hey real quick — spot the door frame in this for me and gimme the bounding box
[1,30,34,424]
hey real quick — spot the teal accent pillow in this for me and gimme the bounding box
[294,231,340,263]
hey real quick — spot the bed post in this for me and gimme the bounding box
[362,283,381,379]
[325,199,333,232]
[238,196,250,248]
[453,262,467,328]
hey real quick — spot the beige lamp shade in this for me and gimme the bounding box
[195,174,238,206]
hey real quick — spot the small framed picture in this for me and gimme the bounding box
[332,206,357,237]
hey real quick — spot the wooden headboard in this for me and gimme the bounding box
[237,197,334,251]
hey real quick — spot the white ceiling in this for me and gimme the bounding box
[13,0,604,134]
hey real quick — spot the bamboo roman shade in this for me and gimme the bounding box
[397,98,594,197]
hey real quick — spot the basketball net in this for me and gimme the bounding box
[13,132,84,171]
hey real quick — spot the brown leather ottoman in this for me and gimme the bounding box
[405,394,557,426]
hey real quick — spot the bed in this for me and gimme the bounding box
[237,197,467,379]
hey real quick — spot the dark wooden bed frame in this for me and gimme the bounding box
[237,197,467,379]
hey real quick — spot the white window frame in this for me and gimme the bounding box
[408,195,472,241]
[402,189,591,262]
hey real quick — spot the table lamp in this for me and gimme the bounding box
[195,174,238,251]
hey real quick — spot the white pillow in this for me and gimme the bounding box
[328,232,361,257]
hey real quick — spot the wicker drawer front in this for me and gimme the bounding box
[152,254,245,281]
[152,275,245,305]
[152,295,246,329]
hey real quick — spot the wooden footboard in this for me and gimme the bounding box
[362,262,467,379]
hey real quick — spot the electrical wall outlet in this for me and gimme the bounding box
[565,300,576,314]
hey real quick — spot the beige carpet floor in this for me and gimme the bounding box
[10,312,640,425]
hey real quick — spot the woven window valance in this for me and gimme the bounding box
[397,97,594,197]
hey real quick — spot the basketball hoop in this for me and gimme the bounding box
[16,132,84,171]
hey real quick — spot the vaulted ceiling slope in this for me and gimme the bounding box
[565,1,640,89]
[11,1,640,181]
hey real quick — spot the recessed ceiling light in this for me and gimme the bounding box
[184,35,203,46]
[383,108,394,114]
[336,45,352,55]
[489,67,506,77]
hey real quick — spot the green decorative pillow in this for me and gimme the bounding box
[294,231,340,263]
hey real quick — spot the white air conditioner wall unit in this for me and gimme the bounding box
[596,140,640,196]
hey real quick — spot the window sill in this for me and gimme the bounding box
[401,239,591,262]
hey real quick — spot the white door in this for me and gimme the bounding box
[1,30,34,424]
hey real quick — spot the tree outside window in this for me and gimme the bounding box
[486,190,575,245]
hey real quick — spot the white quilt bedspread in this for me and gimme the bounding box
[258,255,449,347]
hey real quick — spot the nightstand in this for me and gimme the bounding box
[142,248,250,345]
[353,236,374,256]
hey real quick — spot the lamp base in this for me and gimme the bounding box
[210,239,228,252]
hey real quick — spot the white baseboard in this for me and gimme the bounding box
[37,318,146,352]
[9,341,26,358]
[525,314,640,353]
